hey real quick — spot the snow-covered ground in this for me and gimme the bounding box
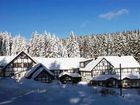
[0,78,140,105]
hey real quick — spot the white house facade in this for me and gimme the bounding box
[80,56,140,88]
[0,51,84,83]
[0,51,140,87]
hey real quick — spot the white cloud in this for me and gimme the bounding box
[99,9,128,20]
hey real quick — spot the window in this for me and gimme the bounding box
[18,74,20,77]
[23,63,32,68]
[102,72,105,75]
[36,73,51,83]
[102,59,106,66]
[80,62,84,68]
[13,63,16,67]
[0,71,3,76]
[13,63,22,68]
[68,70,73,73]
[53,70,60,78]
[85,73,91,76]
[65,76,71,81]
[23,63,28,67]
[10,73,14,76]
[102,62,105,66]
[99,82,102,86]
[73,69,79,73]
[82,72,86,76]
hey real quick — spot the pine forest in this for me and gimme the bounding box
[0,30,140,63]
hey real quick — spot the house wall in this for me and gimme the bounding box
[2,52,140,87]
[91,59,115,78]
[59,75,81,84]
[51,68,80,79]
[0,70,3,77]
[34,70,54,83]
[122,79,140,88]
[4,52,36,80]
[114,68,140,78]
[89,58,140,87]
[81,71,92,82]
[51,70,63,79]
[80,59,93,68]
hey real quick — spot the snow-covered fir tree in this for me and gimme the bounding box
[0,32,12,56]
[58,40,68,57]
[0,30,140,63]
[11,35,27,55]
[29,31,41,57]
[66,32,80,57]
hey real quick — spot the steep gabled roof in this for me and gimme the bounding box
[31,68,45,79]
[25,63,42,78]
[25,63,54,79]
[103,56,140,68]
[2,51,37,70]
[80,57,103,71]
[80,56,140,71]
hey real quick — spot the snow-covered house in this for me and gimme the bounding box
[80,56,140,87]
[0,51,84,83]
[0,51,37,80]
[59,72,81,84]
[1,51,140,87]
[31,57,84,83]
[25,63,54,83]
[33,57,84,79]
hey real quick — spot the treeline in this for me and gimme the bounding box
[78,30,140,63]
[0,30,140,63]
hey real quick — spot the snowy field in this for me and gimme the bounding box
[0,78,140,105]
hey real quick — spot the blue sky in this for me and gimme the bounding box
[0,0,140,38]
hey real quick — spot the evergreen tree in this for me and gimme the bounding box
[66,32,80,57]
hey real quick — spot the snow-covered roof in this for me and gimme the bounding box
[0,56,15,67]
[25,63,42,78]
[92,73,139,81]
[31,67,44,79]
[59,72,81,78]
[0,51,86,71]
[0,51,37,69]
[80,57,102,71]
[34,57,85,70]
[81,56,140,71]
[121,73,139,79]
[25,63,54,79]
[103,56,140,68]
[80,58,93,62]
